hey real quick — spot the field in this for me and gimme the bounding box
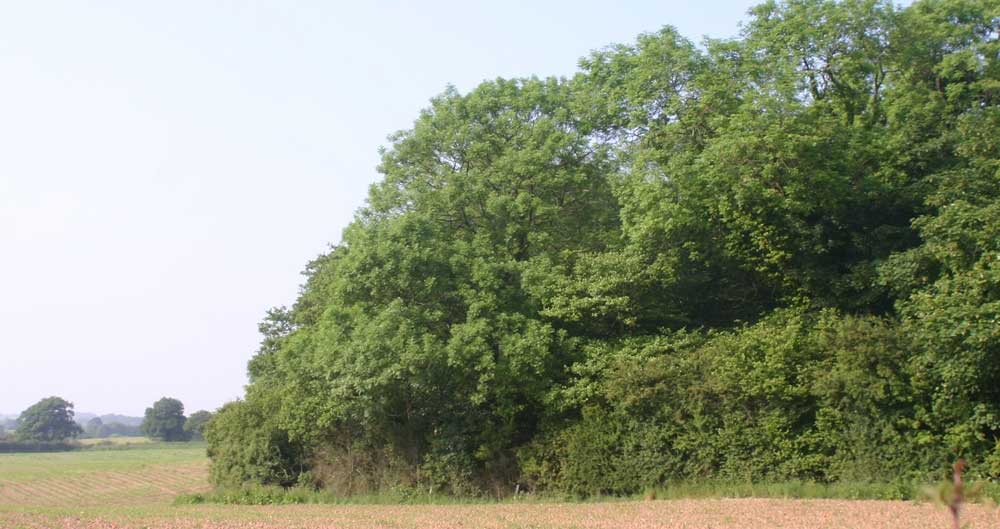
[0,443,209,507]
[1,445,999,528]
[76,437,152,447]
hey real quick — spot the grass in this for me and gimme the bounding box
[642,480,922,501]
[641,479,1000,504]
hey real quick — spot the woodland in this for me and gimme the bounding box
[205,0,1000,497]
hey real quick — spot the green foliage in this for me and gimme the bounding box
[15,396,83,442]
[174,484,489,506]
[177,479,979,505]
[205,399,304,487]
[141,397,188,442]
[183,410,213,441]
[529,310,941,495]
[207,0,1000,498]
[175,484,333,506]
[645,480,923,502]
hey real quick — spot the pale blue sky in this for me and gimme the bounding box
[1,1,759,416]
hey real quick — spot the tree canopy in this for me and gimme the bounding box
[15,396,83,442]
[141,397,188,442]
[208,0,1000,496]
[184,410,213,441]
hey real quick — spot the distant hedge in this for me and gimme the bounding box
[0,440,79,453]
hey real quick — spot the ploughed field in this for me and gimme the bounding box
[1,446,998,528]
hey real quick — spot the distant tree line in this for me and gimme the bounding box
[1,396,213,450]
[83,417,142,438]
[204,0,1000,496]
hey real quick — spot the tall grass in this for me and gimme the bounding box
[175,485,498,506]
[642,480,922,501]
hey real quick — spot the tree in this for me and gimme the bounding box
[84,417,103,438]
[15,396,83,442]
[205,0,1000,494]
[183,410,213,441]
[141,397,187,441]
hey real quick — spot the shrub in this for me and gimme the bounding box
[205,399,305,487]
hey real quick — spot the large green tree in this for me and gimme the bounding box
[141,397,188,441]
[15,396,83,442]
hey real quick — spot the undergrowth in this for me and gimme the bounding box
[641,480,1000,502]
[175,485,499,506]
[175,479,1000,506]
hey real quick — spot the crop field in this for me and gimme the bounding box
[3,498,999,529]
[0,444,209,507]
[1,445,999,528]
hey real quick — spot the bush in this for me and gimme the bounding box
[520,310,957,496]
[205,399,305,487]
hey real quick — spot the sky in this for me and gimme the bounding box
[0,0,760,417]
